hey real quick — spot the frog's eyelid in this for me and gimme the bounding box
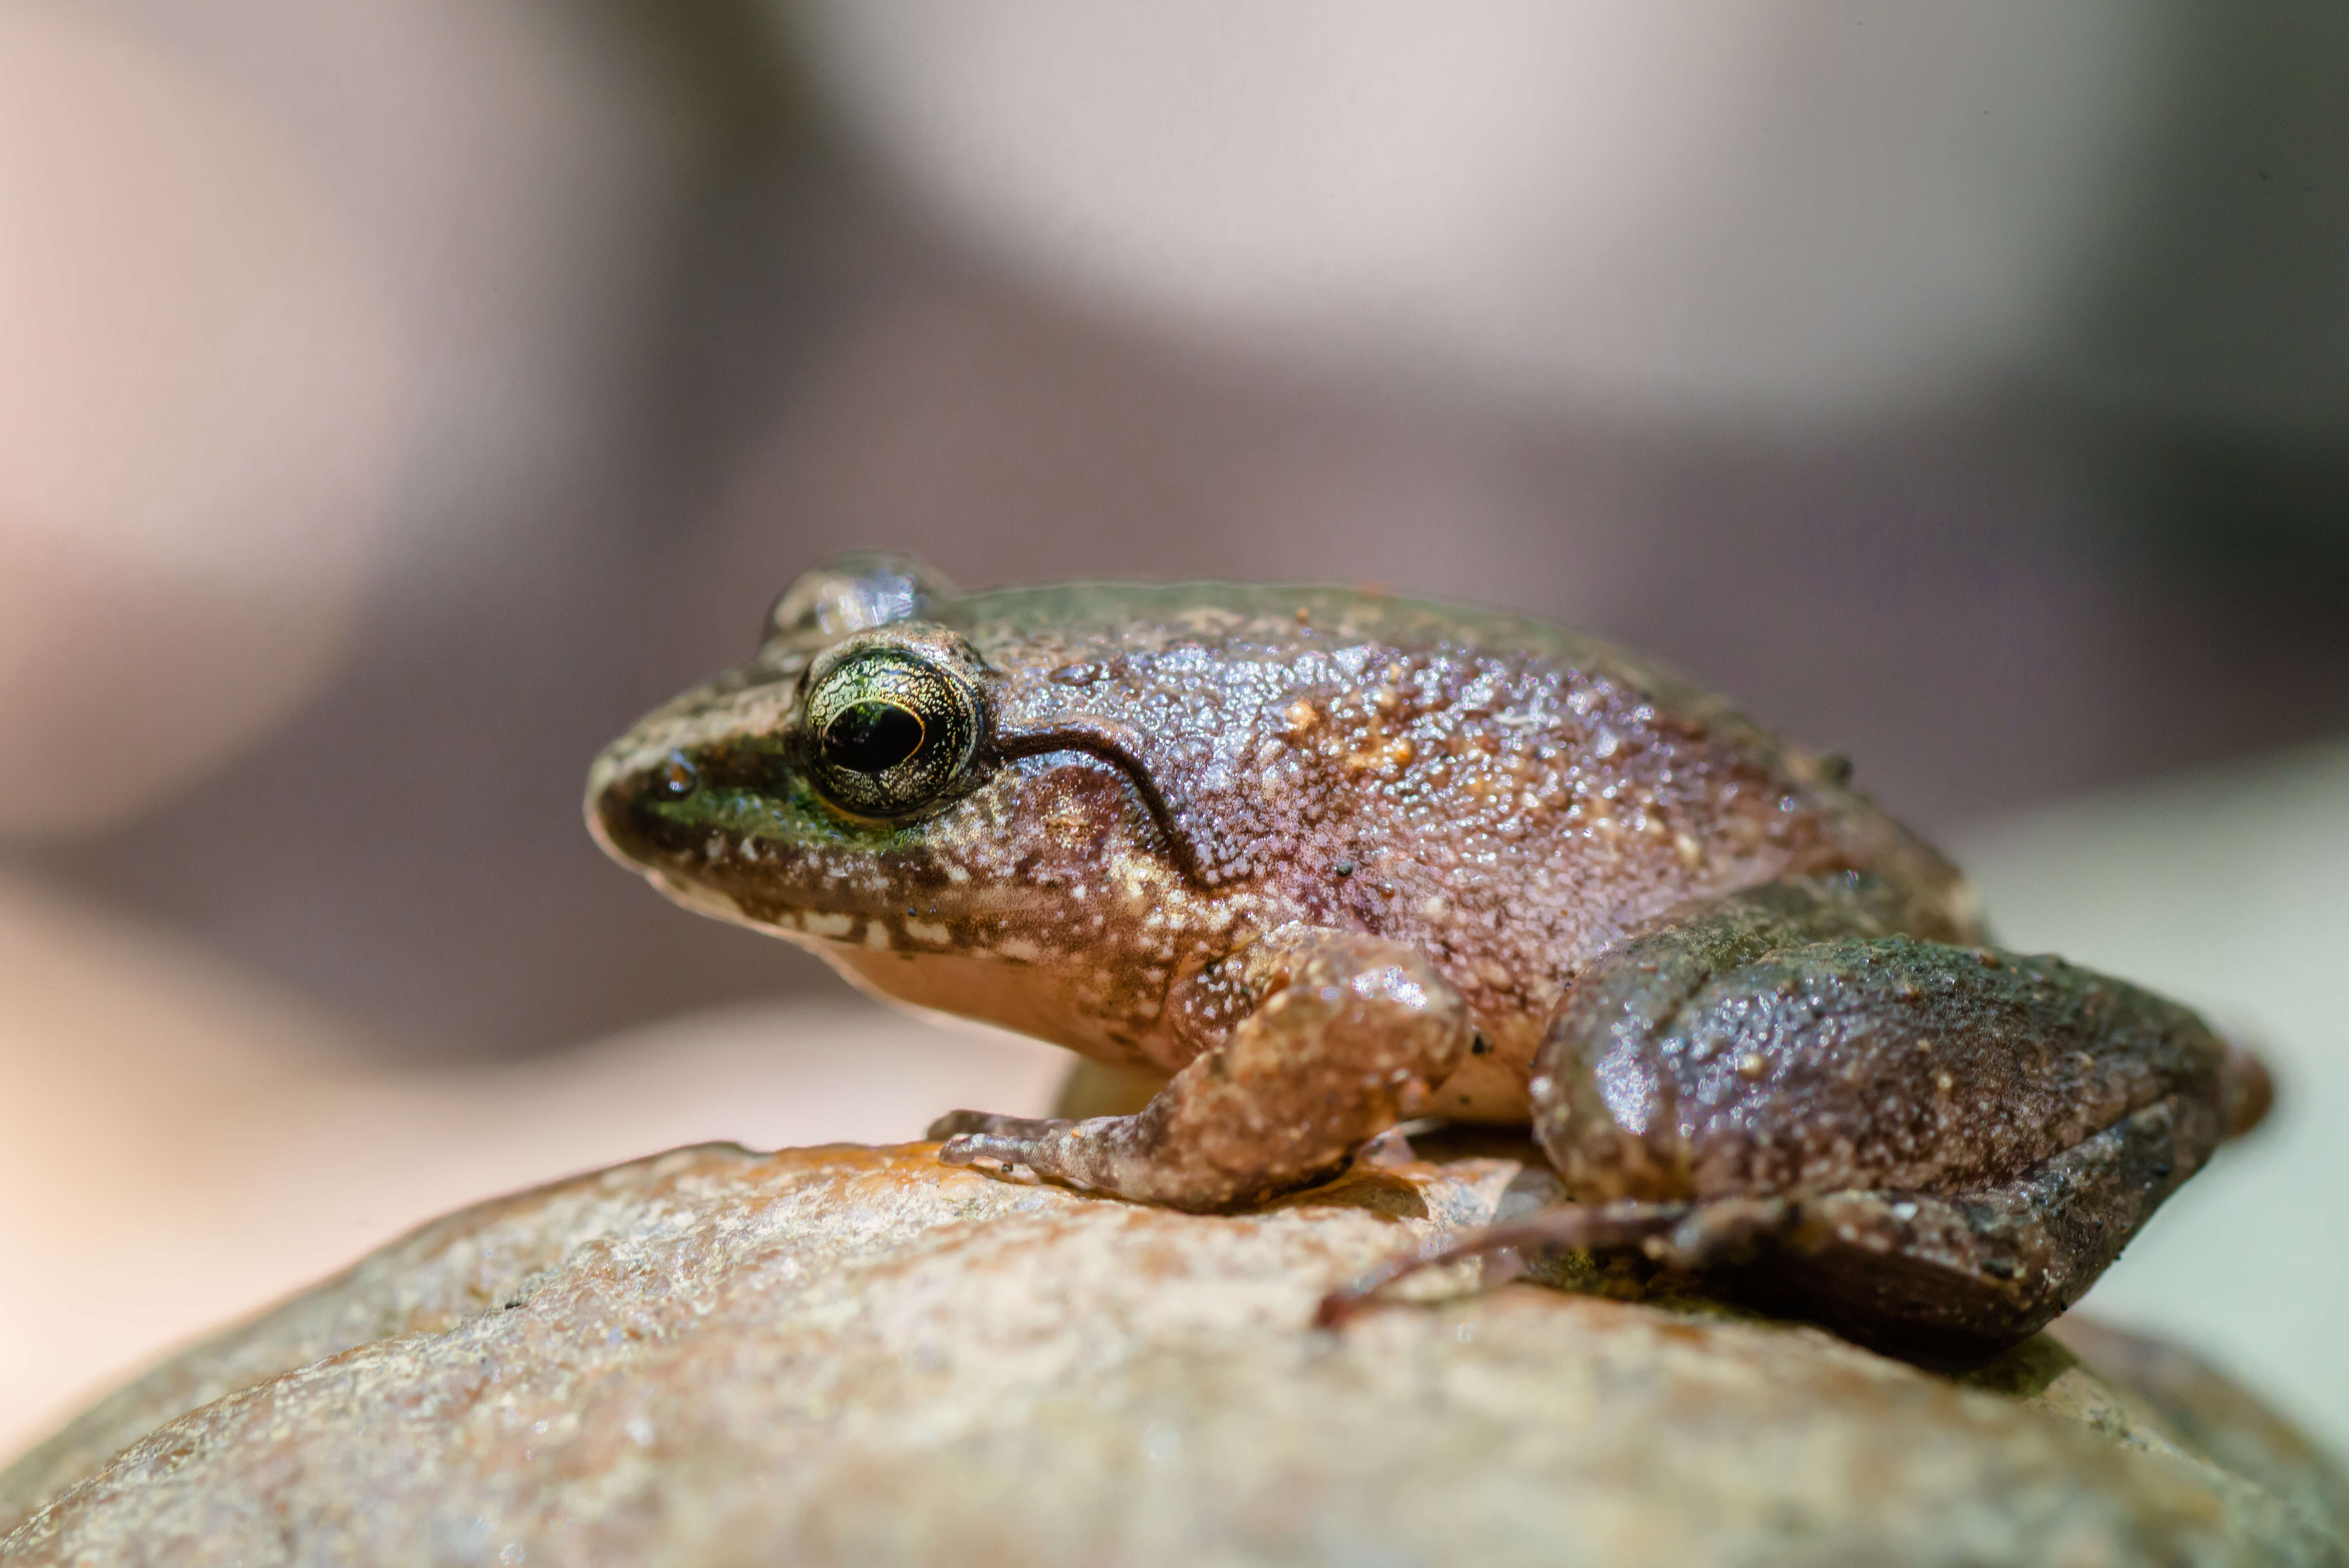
[763,552,957,650]
[795,627,990,697]
[995,715,1208,887]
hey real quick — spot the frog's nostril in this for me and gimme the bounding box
[589,758,681,866]
[653,751,699,801]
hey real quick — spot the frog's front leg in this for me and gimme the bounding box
[930,927,1473,1211]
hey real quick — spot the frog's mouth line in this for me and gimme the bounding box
[993,713,1212,887]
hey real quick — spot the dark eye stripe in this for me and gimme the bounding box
[821,699,926,774]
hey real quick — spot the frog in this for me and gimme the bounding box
[587,551,2271,1359]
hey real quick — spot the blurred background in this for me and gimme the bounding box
[3,0,2346,1461]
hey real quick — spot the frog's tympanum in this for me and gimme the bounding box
[590,553,2271,1358]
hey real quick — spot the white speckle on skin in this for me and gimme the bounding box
[655,874,754,929]
[905,920,952,945]
[803,912,855,939]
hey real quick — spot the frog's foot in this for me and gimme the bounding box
[934,1116,1124,1192]
[932,929,1473,1212]
[1312,1202,1689,1329]
[926,1109,1064,1142]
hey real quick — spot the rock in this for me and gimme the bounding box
[0,868,1068,1458]
[2,1136,2342,1567]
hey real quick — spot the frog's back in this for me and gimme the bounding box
[950,579,1977,980]
[946,581,1738,723]
[593,565,1982,1124]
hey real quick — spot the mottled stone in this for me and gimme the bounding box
[2,1138,2341,1567]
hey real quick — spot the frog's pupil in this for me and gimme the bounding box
[823,700,925,773]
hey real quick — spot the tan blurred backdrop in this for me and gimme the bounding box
[2,0,2346,1460]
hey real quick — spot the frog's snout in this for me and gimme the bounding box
[586,756,649,870]
[585,745,699,873]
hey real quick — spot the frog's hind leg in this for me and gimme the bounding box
[1318,873,2257,1358]
[1647,1089,2220,1359]
[931,928,1473,1212]
[1313,1091,2215,1358]
[1616,1091,2217,1363]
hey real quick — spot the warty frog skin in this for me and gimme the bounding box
[588,553,2270,1358]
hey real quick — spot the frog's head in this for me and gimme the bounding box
[587,553,1243,1059]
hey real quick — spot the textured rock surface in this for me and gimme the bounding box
[2,1136,2342,1567]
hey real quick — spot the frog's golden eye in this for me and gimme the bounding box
[801,644,981,818]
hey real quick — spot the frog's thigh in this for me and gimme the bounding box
[1533,872,1930,1195]
[1657,1092,2220,1358]
[936,931,1472,1211]
[1534,873,2238,1199]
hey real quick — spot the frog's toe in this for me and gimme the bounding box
[934,1119,1079,1179]
[937,1120,1157,1201]
[938,1132,1012,1170]
[926,1109,1065,1142]
[937,1134,1026,1177]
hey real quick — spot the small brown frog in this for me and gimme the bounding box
[589,553,2270,1358]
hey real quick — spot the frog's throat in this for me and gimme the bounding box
[812,939,1166,1068]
